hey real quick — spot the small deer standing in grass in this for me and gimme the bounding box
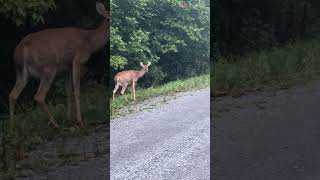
[113,62,151,101]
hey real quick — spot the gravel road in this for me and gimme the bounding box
[213,81,320,180]
[13,87,210,180]
[110,88,210,180]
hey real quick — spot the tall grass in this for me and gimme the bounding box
[212,38,320,95]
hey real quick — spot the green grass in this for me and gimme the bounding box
[111,74,210,117]
[212,38,320,95]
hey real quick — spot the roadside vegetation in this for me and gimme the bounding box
[212,37,320,96]
[212,0,320,96]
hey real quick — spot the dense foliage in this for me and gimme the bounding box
[110,0,210,87]
[0,0,56,26]
[214,0,320,59]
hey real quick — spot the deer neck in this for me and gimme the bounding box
[87,20,110,53]
[138,69,147,78]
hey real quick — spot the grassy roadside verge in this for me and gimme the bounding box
[111,74,210,117]
[212,38,320,96]
[0,82,108,174]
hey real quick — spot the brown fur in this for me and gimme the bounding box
[113,62,151,101]
[9,2,111,128]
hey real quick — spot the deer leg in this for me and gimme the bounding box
[121,84,128,102]
[112,82,120,101]
[72,61,84,128]
[130,84,133,99]
[9,69,29,125]
[132,81,136,100]
[34,72,58,128]
[65,72,73,121]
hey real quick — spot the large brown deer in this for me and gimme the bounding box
[9,1,111,128]
[113,62,151,101]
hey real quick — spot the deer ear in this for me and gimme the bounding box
[147,62,151,66]
[140,62,143,66]
[96,2,109,18]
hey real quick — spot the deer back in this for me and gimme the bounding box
[15,28,94,70]
[114,70,141,84]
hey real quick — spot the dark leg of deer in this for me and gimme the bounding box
[9,69,29,125]
[121,83,128,102]
[65,72,73,121]
[7,69,28,176]
[113,82,119,101]
[34,72,58,128]
[72,61,84,128]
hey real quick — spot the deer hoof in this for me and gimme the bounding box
[77,121,85,128]
[80,123,85,128]
[48,121,59,129]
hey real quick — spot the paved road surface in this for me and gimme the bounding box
[110,88,210,180]
[213,81,320,180]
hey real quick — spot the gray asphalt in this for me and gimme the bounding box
[213,81,320,180]
[110,88,210,180]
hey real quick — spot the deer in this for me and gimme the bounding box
[8,1,111,128]
[113,62,151,101]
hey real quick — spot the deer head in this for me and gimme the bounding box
[86,1,111,54]
[140,62,151,72]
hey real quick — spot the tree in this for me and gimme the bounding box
[0,0,56,26]
[110,0,209,86]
